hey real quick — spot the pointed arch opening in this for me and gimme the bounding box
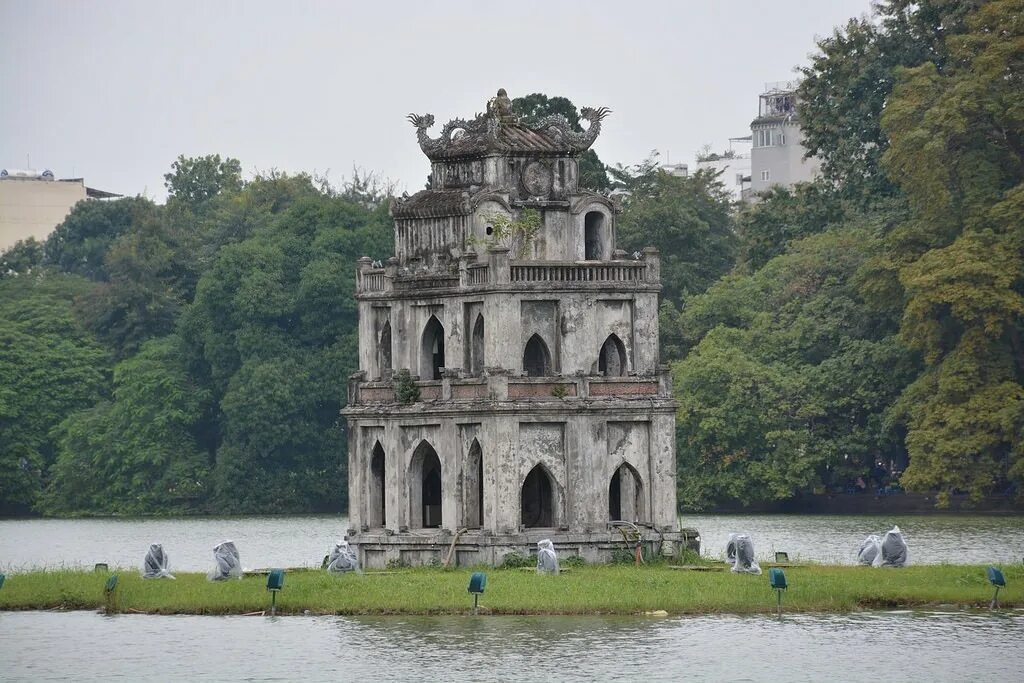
[598,334,627,377]
[584,211,605,260]
[421,315,445,380]
[369,442,386,528]
[523,334,552,377]
[470,314,485,376]
[521,464,555,528]
[409,441,442,528]
[465,439,484,528]
[378,321,392,377]
[609,462,644,522]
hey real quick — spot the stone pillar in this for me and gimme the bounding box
[384,256,398,293]
[642,246,660,283]
[356,256,372,292]
[649,412,678,530]
[489,245,511,284]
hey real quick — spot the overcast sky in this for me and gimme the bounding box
[1,0,869,200]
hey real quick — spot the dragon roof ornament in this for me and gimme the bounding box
[407,89,611,160]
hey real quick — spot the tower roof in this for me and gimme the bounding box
[407,89,610,161]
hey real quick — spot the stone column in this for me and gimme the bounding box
[642,246,660,283]
[489,245,511,284]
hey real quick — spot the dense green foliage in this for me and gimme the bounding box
[673,0,1022,509]
[1,157,391,515]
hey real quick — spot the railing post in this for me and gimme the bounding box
[489,246,511,284]
[643,247,660,283]
[356,256,372,292]
[384,257,398,292]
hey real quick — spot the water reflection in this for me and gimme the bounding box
[1,610,1022,682]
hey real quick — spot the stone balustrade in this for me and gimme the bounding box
[349,373,667,406]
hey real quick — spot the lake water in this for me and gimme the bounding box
[1,609,1022,682]
[1,513,1022,573]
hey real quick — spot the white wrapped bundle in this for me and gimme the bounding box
[326,539,359,574]
[536,539,559,574]
[207,540,243,581]
[142,543,174,579]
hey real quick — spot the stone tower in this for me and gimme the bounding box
[342,90,684,567]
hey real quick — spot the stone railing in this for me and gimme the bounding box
[349,372,666,406]
[466,264,489,286]
[359,269,387,293]
[394,274,460,292]
[509,261,647,284]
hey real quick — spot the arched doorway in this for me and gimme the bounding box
[584,211,605,260]
[465,439,484,528]
[409,441,442,528]
[378,321,392,377]
[523,334,552,377]
[470,314,485,376]
[521,464,555,528]
[421,315,445,380]
[609,463,644,522]
[369,442,386,528]
[598,334,627,376]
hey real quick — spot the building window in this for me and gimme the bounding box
[465,439,484,528]
[609,462,644,522]
[470,314,485,376]
[421,315,445,380]
[521,464,556,528]
[584,211,605,260]
[409,441,442,529]
[778,133,786,146]
[761,170,771,182]
[598,334,627,377]
[369,442,386,528]
[378,320,392,377]
[523,334,552,376]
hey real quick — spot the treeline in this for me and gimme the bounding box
[2,0,1020,515]
[1,160,392,515]
[662,0,1024,509]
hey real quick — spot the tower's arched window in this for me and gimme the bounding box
[598,334,627,377]
[523,334,552,377]
[609,462,644,522]
[584,211,605,260]
[378,321,392,377]
[369,442,386,528]
[465,439,484,528]
[421,315,445,380]
[470,314,485,376]
[521,464,555,528]
[409,441,442,528]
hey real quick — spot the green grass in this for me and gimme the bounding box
[0,564,1020,616]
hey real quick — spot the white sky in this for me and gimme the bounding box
[1,0,869,200]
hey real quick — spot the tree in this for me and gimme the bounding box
[796,0,979,200]
[511,93,611,192]
[617,168,736,304]
[879,0,1024,503]
[164,154,243,206]
[0,274,110,513]
[44,197,156,281]
[42,336,211,514]
[0,237,45,278]
[673,228,918,509]
[736,182,846,271]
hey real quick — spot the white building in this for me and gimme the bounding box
[695,138,751,202]
[748,82,820,197]
[0,169,120,251]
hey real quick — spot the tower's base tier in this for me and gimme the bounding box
[346,527,701,569]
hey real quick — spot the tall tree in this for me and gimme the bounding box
[881,0,1024,504]
[0,274,110,513]
[164,154,243,207]
[797,0,980,200]
[44,197,156,281]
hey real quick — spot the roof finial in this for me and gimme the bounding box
[488,88,514,123]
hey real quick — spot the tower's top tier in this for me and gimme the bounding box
[407,88,610,167]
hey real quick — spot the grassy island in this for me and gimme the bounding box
[1,563,1020,616]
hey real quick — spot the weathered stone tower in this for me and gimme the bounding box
[342,90,684,567]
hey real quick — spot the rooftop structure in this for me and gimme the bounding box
[748,81,820,197]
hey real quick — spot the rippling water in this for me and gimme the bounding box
[0,513,1021,572]
[2,610,1022,682]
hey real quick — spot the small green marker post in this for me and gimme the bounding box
[768,567,788,616]
[987,566,1006,609]
[267,569,285,616]
[468,572,487,615]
